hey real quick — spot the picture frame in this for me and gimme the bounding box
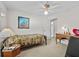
[18,16,29,29]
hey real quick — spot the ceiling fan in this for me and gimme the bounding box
[41,1,60,15]
[42,1,50,15]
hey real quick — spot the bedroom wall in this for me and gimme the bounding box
[7,6,79,39]
[0,2,7,31]
[50,6,79,35]
[0,2,7,43]
[7,10,45,35]
[42,6,79,38]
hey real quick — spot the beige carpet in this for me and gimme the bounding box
[17,39,67,57]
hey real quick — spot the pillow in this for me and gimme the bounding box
[73,29,79,36]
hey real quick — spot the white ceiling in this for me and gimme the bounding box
[2,1,79,16]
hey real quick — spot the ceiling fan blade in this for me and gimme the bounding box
[49,5,61,9]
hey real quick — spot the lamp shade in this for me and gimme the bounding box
[62,26,69,32]
[1,28,15,37]
[0,12,6,16]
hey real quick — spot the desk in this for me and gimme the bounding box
[56,33,70,44]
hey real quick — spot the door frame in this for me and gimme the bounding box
[50,18,57,39]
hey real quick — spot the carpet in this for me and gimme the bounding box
[17,39,67,57]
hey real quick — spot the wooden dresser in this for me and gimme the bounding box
[56,33,70,44]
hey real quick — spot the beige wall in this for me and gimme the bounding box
[54,6,79,34]
[7,6,79,38]
[1,2,79,39]
[0,2,7,30]
[7,10,44,35]
[0,2,7,42]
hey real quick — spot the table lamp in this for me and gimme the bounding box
[1,28,15,37]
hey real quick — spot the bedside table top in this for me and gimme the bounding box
[2,44,20,52]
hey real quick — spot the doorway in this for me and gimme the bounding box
[50,18,57,39]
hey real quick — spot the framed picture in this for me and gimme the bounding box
[18,16,29,29]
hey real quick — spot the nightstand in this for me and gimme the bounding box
[2,44,21,57]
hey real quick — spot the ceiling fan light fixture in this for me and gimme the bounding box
[44,10,48,15]
[42,1,49,15]
[43,3,50,9]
